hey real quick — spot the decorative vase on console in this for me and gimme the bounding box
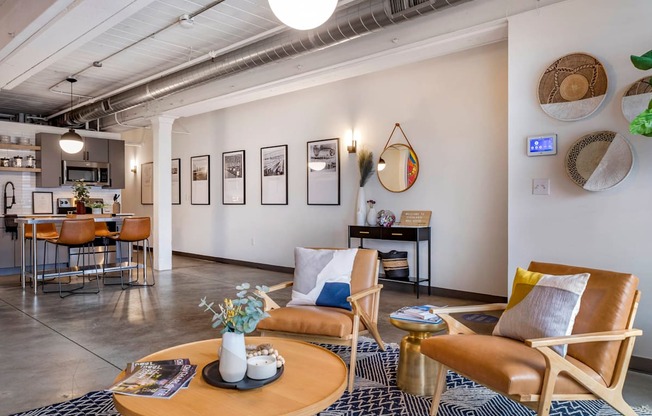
[356,187,366,226]
[356,148,375,226]
[366,200,377,226]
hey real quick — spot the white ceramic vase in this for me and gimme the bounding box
[219,332,247,382]
[355,187,366,226]
[366,207,377,226]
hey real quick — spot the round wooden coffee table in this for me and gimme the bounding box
[112,337,347,416]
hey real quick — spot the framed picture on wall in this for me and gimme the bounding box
[223,150,245,205]
[172,158,181,205]
[191,155,210,205]
[261,145,288,205]
[307,138,340,205]
[141,162,153,205]
[32,191,53,215]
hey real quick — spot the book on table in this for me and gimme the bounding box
[390,305,444,324]
[108,359,196,398]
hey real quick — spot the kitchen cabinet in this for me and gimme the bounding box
[108,139,125,189]
[0,225,19,269]
[35,133,63,187]
[65,137,109,162]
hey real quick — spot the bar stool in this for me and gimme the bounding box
[106,217,155,289]
[24,223,59,283]
[42,218,100,297]
[95,221,118,270]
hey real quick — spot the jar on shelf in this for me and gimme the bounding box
[12,156,22,167]
[0,157,9,167]
[25,155,35,168]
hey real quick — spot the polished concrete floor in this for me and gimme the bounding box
[1,255,650,415]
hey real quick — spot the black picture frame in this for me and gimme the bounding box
[172,158,181,205]
[307,138,340,205]
[191,155,210,205]
[141,162,153,205]
[261,145,288,205]
[32,191,53,214]
[223,150,245,205]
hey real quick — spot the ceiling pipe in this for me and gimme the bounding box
[52,0,472,128]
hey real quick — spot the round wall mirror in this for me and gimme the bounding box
[377,143,419,192]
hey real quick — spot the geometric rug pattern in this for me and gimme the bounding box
[10,339,652,416]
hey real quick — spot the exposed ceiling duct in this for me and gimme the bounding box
[52,0,472,128]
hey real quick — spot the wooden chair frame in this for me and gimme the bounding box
[258,261,385,392]
[428,292,642,416]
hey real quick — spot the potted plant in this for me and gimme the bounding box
[90,202,105,215]
[629,50,652,137]
[198,283,270,382]
[71,180,90,214]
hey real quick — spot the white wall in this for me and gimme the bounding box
[128,42,509,297]
[508,0,652,359]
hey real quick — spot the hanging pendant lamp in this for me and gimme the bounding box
[59,77,84,154]
[268,0,337,30]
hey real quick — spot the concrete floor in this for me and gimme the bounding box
[1,255,650,415]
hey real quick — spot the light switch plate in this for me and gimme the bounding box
[533,178,550,195]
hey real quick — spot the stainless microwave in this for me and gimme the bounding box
[62,160,110,186]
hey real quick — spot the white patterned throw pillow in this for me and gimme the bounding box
[287,247,358,311]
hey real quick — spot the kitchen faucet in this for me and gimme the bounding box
[3,181,15,214]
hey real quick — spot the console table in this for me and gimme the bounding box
[348,225,431,298]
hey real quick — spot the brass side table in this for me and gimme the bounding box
[389,317,447,396]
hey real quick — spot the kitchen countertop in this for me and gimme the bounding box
[1,213,134,218]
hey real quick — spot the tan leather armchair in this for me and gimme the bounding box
[257,248,385,391]
[421,262,642,416]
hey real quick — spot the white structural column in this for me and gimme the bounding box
[150,115,177,270]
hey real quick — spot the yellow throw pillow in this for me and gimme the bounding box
[493,267,590,356]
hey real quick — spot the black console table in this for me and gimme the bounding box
[348,225,431,298]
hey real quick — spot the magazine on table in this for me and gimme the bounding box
[390,305,444,324]
[124,359,194,389]
[108,361,197,398]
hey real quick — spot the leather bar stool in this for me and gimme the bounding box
[24,223,59,281]
[42,218,100,297]
[106,217,155,289]
[94,222,118,271]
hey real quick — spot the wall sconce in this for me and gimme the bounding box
[131,161,137,173]
[347,139,357,153]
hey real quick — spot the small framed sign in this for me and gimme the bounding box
[399,210,431,227]
[32,191,53,215]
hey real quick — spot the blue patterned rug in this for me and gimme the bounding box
[10,340,652,416]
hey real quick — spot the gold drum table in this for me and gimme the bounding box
[389,317,447,396]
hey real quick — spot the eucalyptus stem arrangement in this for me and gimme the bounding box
[199,283,270,334]
[629,50,652,137]
[358,148,375,187]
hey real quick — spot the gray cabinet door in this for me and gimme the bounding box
[65,137,109,162]
[108,139,125,189]
[35,133,63,188]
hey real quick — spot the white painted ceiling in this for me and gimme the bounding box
[0,0,562,130]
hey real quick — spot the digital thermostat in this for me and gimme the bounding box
[527,134,557,156]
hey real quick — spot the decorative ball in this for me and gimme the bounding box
[377,210,396,227]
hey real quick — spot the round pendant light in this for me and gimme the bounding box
[60,77,84,154]
[60,129,84,154]
[268,0,337,30]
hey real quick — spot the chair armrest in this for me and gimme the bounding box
[258,280,294,311]
[347,284,383,303]
[429,303,507,315]
[525,328,643,349]
[267,280,294,292]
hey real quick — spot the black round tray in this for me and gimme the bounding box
[202,360,283,390]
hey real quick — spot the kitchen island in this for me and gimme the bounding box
[15,214,140,294]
